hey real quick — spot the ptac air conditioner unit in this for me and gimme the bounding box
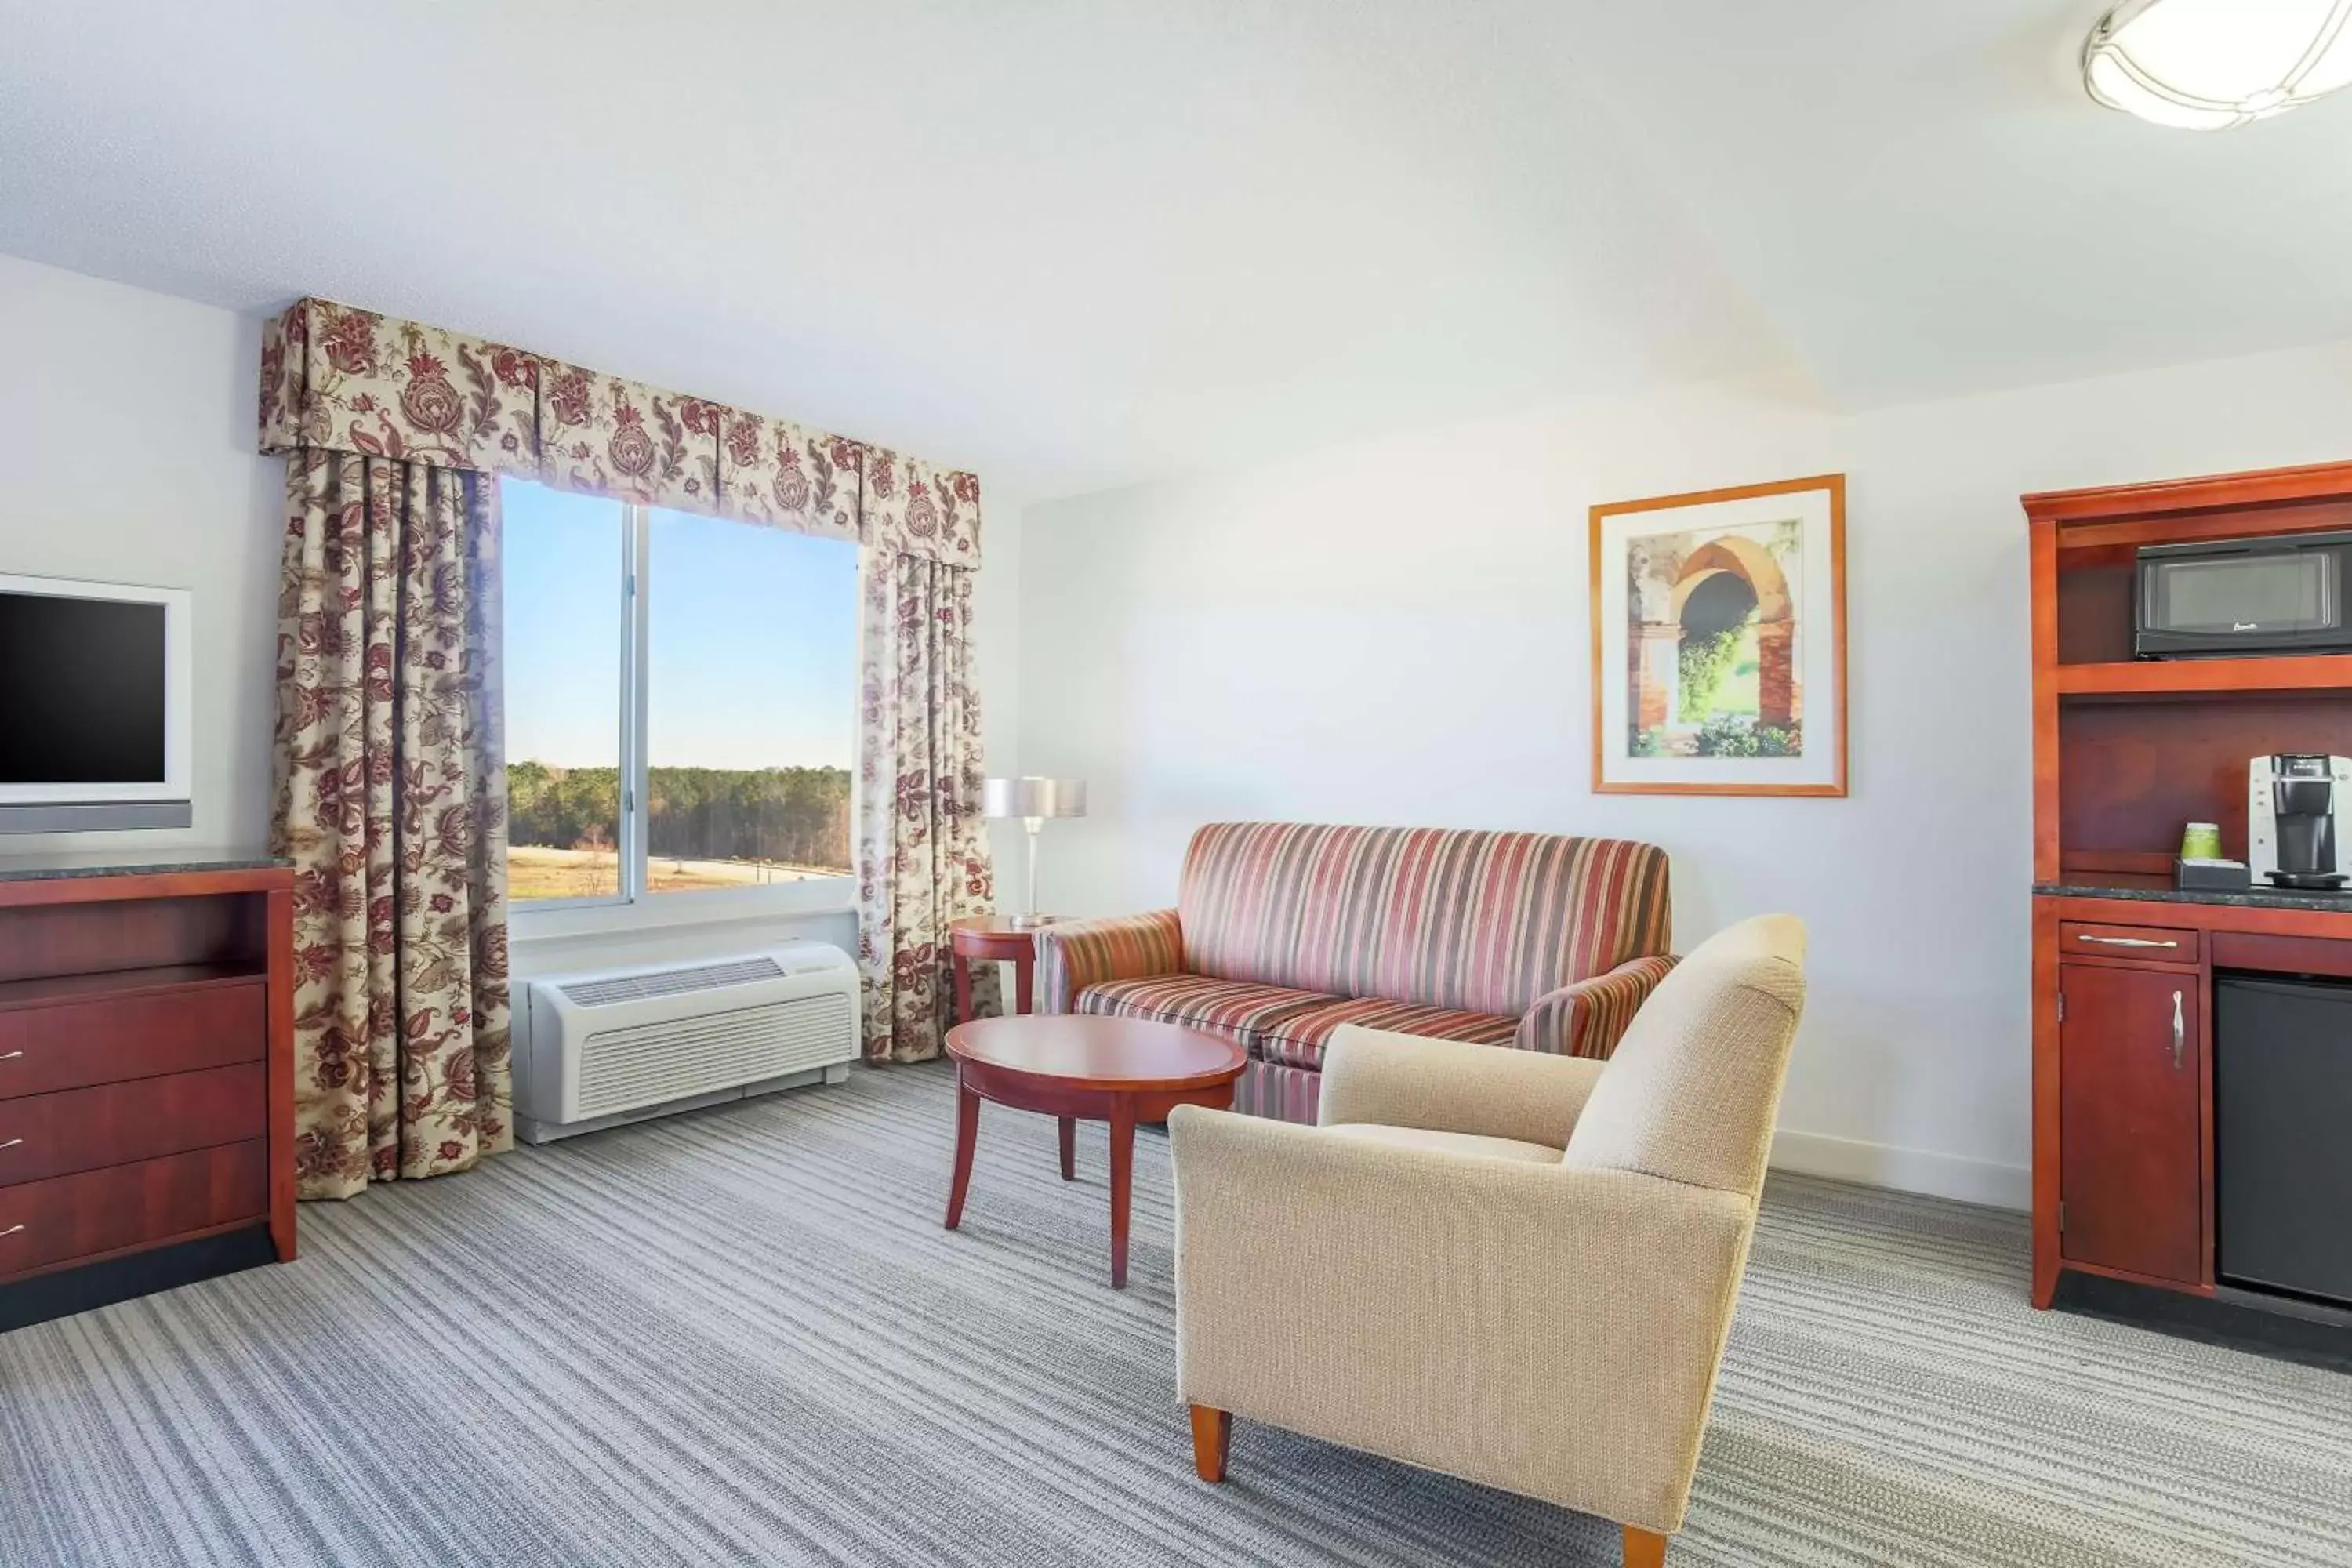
[516,943,859,1143]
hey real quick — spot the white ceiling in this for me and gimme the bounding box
[5,1,2352,502]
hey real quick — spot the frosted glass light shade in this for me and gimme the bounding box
[981,776,1087,819]
[2085,0,2352,129]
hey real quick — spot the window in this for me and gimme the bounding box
[502,485,626,901]
[501,478,858,911]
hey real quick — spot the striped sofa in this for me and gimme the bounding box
[1033,822,1675,1123]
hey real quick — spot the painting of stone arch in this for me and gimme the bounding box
[1590,474,1846,797]
[1626,517,1804,758]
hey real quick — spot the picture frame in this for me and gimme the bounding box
[1589,473,1847,797]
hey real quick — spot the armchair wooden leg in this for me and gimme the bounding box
[1622,1524,1668,1567]
[1189,1404,1231,1483]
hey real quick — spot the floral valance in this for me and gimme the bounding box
[858,448,982,569]
[259,296,976,563]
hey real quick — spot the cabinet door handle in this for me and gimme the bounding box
[0,1225,21,1239]
[2076,934,2179,949]
[2171,991,2185,1070]
[0,1051,20,1062]
[0,1138,18,1151]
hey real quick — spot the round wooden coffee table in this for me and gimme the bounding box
[943,1014,1247,1288]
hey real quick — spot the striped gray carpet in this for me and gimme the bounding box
[2,1062,2347,1567]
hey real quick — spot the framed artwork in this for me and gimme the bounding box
[1589,473,1847,797]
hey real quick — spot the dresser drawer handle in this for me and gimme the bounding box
[2074,934,2179,949]
[0,1051,20,1062]
[0,1225,21,1238]
[0,1138,17,1151]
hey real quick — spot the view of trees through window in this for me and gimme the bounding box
[501,481,858,904]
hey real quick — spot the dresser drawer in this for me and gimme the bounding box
[0,1140,268,1282]
[2060,920,2199,965]
[0,982,265,1102]
[0,1063,265,1189]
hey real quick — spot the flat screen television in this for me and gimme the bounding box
[0,574,192,832]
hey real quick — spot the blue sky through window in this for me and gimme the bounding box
[501,479,858,771]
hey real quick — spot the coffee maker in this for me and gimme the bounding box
[2249,753,2352,891]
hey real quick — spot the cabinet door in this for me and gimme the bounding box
[2059,963,2202,1284]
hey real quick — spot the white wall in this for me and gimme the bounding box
[0,253,281,853]
[1015,339,2352,1209]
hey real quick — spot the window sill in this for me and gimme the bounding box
[510,880,857,945]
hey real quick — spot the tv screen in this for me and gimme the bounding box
[0,593,170,785]
[0,575,190,831]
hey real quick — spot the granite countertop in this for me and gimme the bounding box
[2034,877,2352,913]
[0,848,291,884]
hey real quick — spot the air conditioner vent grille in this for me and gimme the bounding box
[575,992,854,1120]
[560,956,785,1008]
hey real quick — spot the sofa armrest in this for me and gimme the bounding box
[1169,1106,1753,1536]
[1514,954,1679,1058]
[1316,1025,1605,1149]
[1033,908,1184,1014]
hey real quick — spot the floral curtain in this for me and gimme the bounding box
[857,450,996,1061]
[264,294,996,1137]
[271,448,513,1200]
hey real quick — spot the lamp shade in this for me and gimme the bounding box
[982,776,1087,819]
[2085,0,2352,129]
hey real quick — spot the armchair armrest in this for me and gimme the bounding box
[1033,908,1184,1014]
[1317,1025,1604,1149]
[1170,1106,1753,1537]
[1514,954,1679,1058]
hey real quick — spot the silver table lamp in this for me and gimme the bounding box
[982,776,1087,928]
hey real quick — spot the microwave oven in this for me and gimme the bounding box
[2135,531,2352,659]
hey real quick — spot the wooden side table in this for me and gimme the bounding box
[950,915,1049,1021]
[943,1014,1247,1287]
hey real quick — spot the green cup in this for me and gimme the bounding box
[2180,822,2223,861]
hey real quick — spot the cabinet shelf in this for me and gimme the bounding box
[0,962,265,1015]
[2055,655,2352,697]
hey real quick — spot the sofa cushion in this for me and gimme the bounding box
[1251,996,1519,1073]
[1323,1123,1562,1164]
[1076,975,1337,1046]
[1233,1058,1321,1123]
[1080,975,1519,1075]
[1178,822,1671,1015]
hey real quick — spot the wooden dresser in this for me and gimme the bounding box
[2027,461,2352,1354]
[0,852,295,1330]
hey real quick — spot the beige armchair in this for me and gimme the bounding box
[1169,915,1806,1568]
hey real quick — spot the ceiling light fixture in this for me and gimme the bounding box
[2085,0,2352,129]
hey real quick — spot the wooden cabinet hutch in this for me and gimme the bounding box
[2028,459,2352,1320]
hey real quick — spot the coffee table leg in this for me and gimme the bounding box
[1058,1116,1076,1181]
[1109,1096,1135,1288]
[946,1073,981,1231]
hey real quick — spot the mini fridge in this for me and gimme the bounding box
[2216,973,2352,1308]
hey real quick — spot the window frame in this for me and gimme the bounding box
[506,489,859,927]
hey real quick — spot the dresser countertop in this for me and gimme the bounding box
[2034,877,2352,914]
[0,848,291,884]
